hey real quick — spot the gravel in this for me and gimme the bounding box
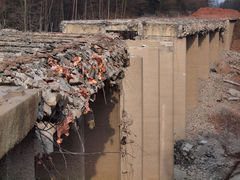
[175,50,240,179]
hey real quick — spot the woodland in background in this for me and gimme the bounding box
[0,0,232,32]
[220,0,240,11]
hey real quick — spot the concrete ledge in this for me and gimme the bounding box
[0,87,40,159]
[61,18,228,38]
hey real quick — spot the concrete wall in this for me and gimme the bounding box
[121,40,174,180]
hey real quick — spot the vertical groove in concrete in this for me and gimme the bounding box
[158,46,161,180]
[159,48,174,180]
[198,34,210,79]
[173,38,187,140]
[186,34,199,110]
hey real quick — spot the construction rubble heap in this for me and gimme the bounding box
[0,29,129,144]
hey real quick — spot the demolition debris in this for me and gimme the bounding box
[0,29,129,144]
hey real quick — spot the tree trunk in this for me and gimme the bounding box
[121,0,124,18]
[60,0,64,21]
[84,0,87,19]
[108,0,110,19]
[90,0,94,19]
[115,0,118,19]
[72,0,75,20]
[75,0,78,20]
[123,0,127,18]
[39,0,43,32]
[99,0,101,19]
[24,0,27,31]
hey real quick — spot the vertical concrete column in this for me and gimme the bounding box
[126,46,160,180]
[186,34,199,110]
[224,20,236,50]
[159,47,174,180]
[121,55,143,180]
[122,41,174,180]
[209,31,220,63]
[141,47,160,180]
[198,33,210,79]
[173,38,186,140]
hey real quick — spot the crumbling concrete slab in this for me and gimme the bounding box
[0,87,40,159]
[61,18,228,38]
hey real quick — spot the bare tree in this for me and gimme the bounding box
[24,0,27,31]
[84,0,87,19]
[108,0,110,19]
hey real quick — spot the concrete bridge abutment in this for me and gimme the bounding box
[0,18,236,180]
[60,18,236,179]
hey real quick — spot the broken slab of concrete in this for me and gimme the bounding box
[0,86,40,159]
[61,18,228,38]
[0,30,129,145]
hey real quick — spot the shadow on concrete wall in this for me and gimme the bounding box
[36,83,120,180]
[0,129,35,180]
[84,84,120,180]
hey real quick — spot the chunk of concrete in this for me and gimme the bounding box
[0,87,40,159]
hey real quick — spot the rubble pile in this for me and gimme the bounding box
[0,29,129,143]
[175,50,240,179]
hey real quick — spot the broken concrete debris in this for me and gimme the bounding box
[0,29,129,145]
[178,50,240,179]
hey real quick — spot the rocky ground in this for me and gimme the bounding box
[174,50,240,180]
